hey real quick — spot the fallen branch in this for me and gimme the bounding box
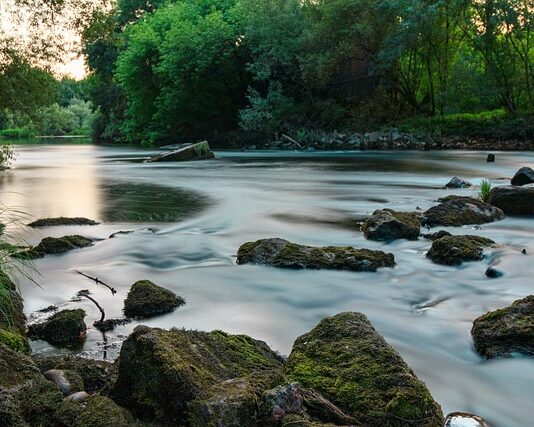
[77,271,116,295]
[301,388,361,426]
[76,290,105,323]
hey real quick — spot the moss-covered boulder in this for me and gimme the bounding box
[285,312,444,427]
[112,325,284,425]
[28,217,100,227]
[422,230,452,241]
[237,238,395,272]
[426,235,495,266]
[471,295,534,359]
[0,270,26,335]
[74,396,136,427]
[28,309,86,346]
[510,167,534,186]
[488,185,534,215]
[0,328,28,353]
[13,235,94,259]
[362,209,420,241]
[422,196,504,227]
[123,280,184,319]
[43,369,84,396]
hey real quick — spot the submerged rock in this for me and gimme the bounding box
[422,196,504,227]
[237,238,395,272]
[472,295,534,359]
[148,141,215,162]
[112,325,284,424]
[43,369,84,396]
[28,217,99,227]
[123,280,184,319]
[445,412,490,427]
[488,185,534,215]
[28,309,86,346]
[13,235,94,259]
[510,167,534,186]
[285,312,444,426]
[362,209,420,241]
[427,235,495,265]
[445,177,472,189]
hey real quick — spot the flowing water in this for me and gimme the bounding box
[1,143,534,426]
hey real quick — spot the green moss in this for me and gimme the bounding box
[28,309,86,346]
[0,269,26,334]
[13,235,94,259]
[422,196,504,227]
[427,235,495,266]
[76,396,134,427]
[0,329,28,353]
[123,280,184,319]
[28,217,100,227]
[17,379,64,427]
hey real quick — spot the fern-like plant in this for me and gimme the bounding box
[479,179,492,202]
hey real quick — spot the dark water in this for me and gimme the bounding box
[1,144,533,426]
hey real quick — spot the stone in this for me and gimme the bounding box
[488,185,534,215]
[362,209,420,241]
[65,391,91,402]
[485,267,503,278]
[445,177,472,189]
[148,141,215,162]
[123,280,184,319]
[28,309,86,346]
[422,196,505,227]
[423,230,452,241]
[43,369,84,396]
[510,167,534,186]
[66,396,136,427]
[472,295,534,359]
[27,217,99,227]
[13,235,94,259]
[237,238,395,272]
[426,235,495,266]
[445,412,490,427]
[262,383,303,423]
[112,326,284,425]
[285,312,444,426]
[486,154,495,162]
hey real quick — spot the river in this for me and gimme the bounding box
[1,143,533,426]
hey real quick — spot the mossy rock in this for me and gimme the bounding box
[13,235,94,259]
[28,217,100,227]
[112,326,284,424]
[123,280,185,319]
[472,295,534,359]
[362,209,420,241]
[426,235,495,266]
[488,185,534,215]
[28,309,86,346]
[285,312,444,426]
[422,196,504,227]
[76,396,136,427]
[0,329,28,353]
[0,269,26,334]
[237,238,395,272]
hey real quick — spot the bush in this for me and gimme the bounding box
[0,143,16,169]
[0,128,35,139]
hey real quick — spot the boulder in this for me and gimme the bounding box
[422,230,452,241]
[422,196,504,227]
[488,185,534,215]
[123,280,185,319]
[444,412,490,427]
[71,396,136,427]
[426,235,495,266]
[285,312,443,426]
[485,267,503,279]
[148,141,215,162]
[471,295,534,359]
[486,154,495,163]
[237,238,395,272]
[43,369,84,396]
[510,167,534,186]
[362,209,420,241]
[13,235,94,259]
[28,217,99,227]
[445,177,472,189]
[112,326,284,424]
[28,309,86,346]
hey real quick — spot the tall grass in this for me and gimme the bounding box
[479,179,492,202]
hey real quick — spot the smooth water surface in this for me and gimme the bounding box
[1,144,533,426]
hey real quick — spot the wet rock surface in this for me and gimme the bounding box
[362,209,420,241]
[445,177,472,188]
[28,309,86,346]
[123,280,185,319]
[426,235,495,266]
[27,217,99,227]
[423,230,452,241]
[510,167,534,186]
[472,295,534,359]
[13,235,94,259]
[445,412,491,427]
[237,238,395,272]
[488,185,534,215]
[422,196,505,227]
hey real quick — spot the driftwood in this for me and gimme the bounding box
[77,271,116,295]
[76,290,105,323]
[281,134,303,149]
[301,389,361,426]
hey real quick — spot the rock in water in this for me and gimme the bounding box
[123,280,184,319]
[28,217,100,227]
[237,238,395,272]
[485,267,503,278]
[43,369,84,396]
[148,141,215,162]
[422,196,504,227]
[285,312,444,426]
[423,230,452,241]
[426,235,495,266]
[13,235,94,259]
[112,326,284,424]
[488,185,534,215]
[445,412,491,427]
[471,295,534,359]
[362,209,420,241]
[445,177,472,189]
[487,154,495,163]
[510,167,534,186]
[28,309,86,346]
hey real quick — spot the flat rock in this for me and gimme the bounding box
[285,312,444,426]
[445,177,472,188]
[123,280,184,319]
[237,238,395,272]
[362,209,420,241]
[13,235,94,259]
[28,309,86,346]
[426,235,495,266]
[148,141,215,162]
[472,295,534,359]
[510,167,534,186]
[28,217,99,227]
[422,196,504,227]
[488,185,534,215]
